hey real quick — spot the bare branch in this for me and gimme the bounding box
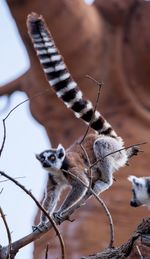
[0,188,4,194]
[82,217,150,258]
[62,169,114,249]
[77,142,114,248]
[0,89,49,158]
[0,207,12,259]
[77,77,115,247]
[0,86,67,258]
[45,244,49,259]
[0,176,25,183]
[0,98,29,158]
[79,76,104,145]
[0,171,65,259]
[136,245,144,259]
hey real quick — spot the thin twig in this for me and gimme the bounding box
[0,176,25,183]
[0,188,4,194]
[45,244,49,259]
[62,169,114,248]
[77,75,114,247]
[136,245,144,259]
[0,207,12,259]
[79,75,104,145]
[90,142,147,170]
[79,76,104,193]
[0,171,65,259]
[0,89,49,158]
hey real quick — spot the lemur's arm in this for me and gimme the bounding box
[40,175,64,224]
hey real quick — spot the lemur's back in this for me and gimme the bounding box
[64,134,101,184]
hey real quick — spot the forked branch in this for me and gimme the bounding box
[81,217,150,258]
[0,171,65,259]
[0,91,65,259]
[0,207,12,259]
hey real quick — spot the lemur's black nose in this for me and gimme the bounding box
[43,161,50,168]
[130,201,139,207]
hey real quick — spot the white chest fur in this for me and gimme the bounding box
[49,168,69,186]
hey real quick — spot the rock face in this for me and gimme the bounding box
[3,0,150,258]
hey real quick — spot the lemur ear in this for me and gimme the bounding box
[57,144,65,159]
[128,175,138,184]
[35,154,41,161]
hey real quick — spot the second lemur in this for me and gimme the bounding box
[128,176,150,208]
[27,13,139,227]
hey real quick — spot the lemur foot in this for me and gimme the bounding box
[53,212,63,224]
[127,146,140,159]
[53,212,73,224]
[32,222,48,232]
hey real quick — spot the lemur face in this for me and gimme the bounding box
[36,144,65,171]
[128,176,150,208]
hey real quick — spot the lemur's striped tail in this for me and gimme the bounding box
[27,13,117,138]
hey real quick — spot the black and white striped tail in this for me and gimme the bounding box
[27,13,117,138]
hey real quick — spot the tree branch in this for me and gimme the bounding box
[81,217,150,258]
[0,207,12,259]
[79,75,104,145]
[136,245,143,259]
[0,89,49,157]
[0,171,65,259]
[62,169,114,249]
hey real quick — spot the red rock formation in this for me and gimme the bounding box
[1,0,150,258]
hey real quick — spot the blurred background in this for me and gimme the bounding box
[0,0,149,258]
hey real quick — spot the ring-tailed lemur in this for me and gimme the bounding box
[27,13,139,227]
[128,176,150,208]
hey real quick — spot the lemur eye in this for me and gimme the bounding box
[48,154,56,162]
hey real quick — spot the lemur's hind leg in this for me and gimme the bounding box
[92,136,127,195]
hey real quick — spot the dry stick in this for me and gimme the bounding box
[0,98,29,158]
[0,89,49,158]
[79,75,102,188]
[0,188,4,194]
[0,171,65,259]
[79,144,114,248]
[136,245,144,259]
[90,142,147,170]
[63,169,114,248]
[79,76,102,186]
[78,76,114,247]
[45,244,49,259]
[79,75,104,145]
[0,89,65,258]
[0,207,12,259]
[0,176,25,183]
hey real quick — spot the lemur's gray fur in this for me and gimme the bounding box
[27,13,139,228]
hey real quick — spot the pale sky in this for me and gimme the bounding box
[0,1,49,258]
[0,0,94,258]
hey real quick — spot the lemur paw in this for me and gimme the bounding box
[127,146,140,159]
[53,212,74,223]
[132,146,140,156]
[53,212,63,224]
[32,223,48,232]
